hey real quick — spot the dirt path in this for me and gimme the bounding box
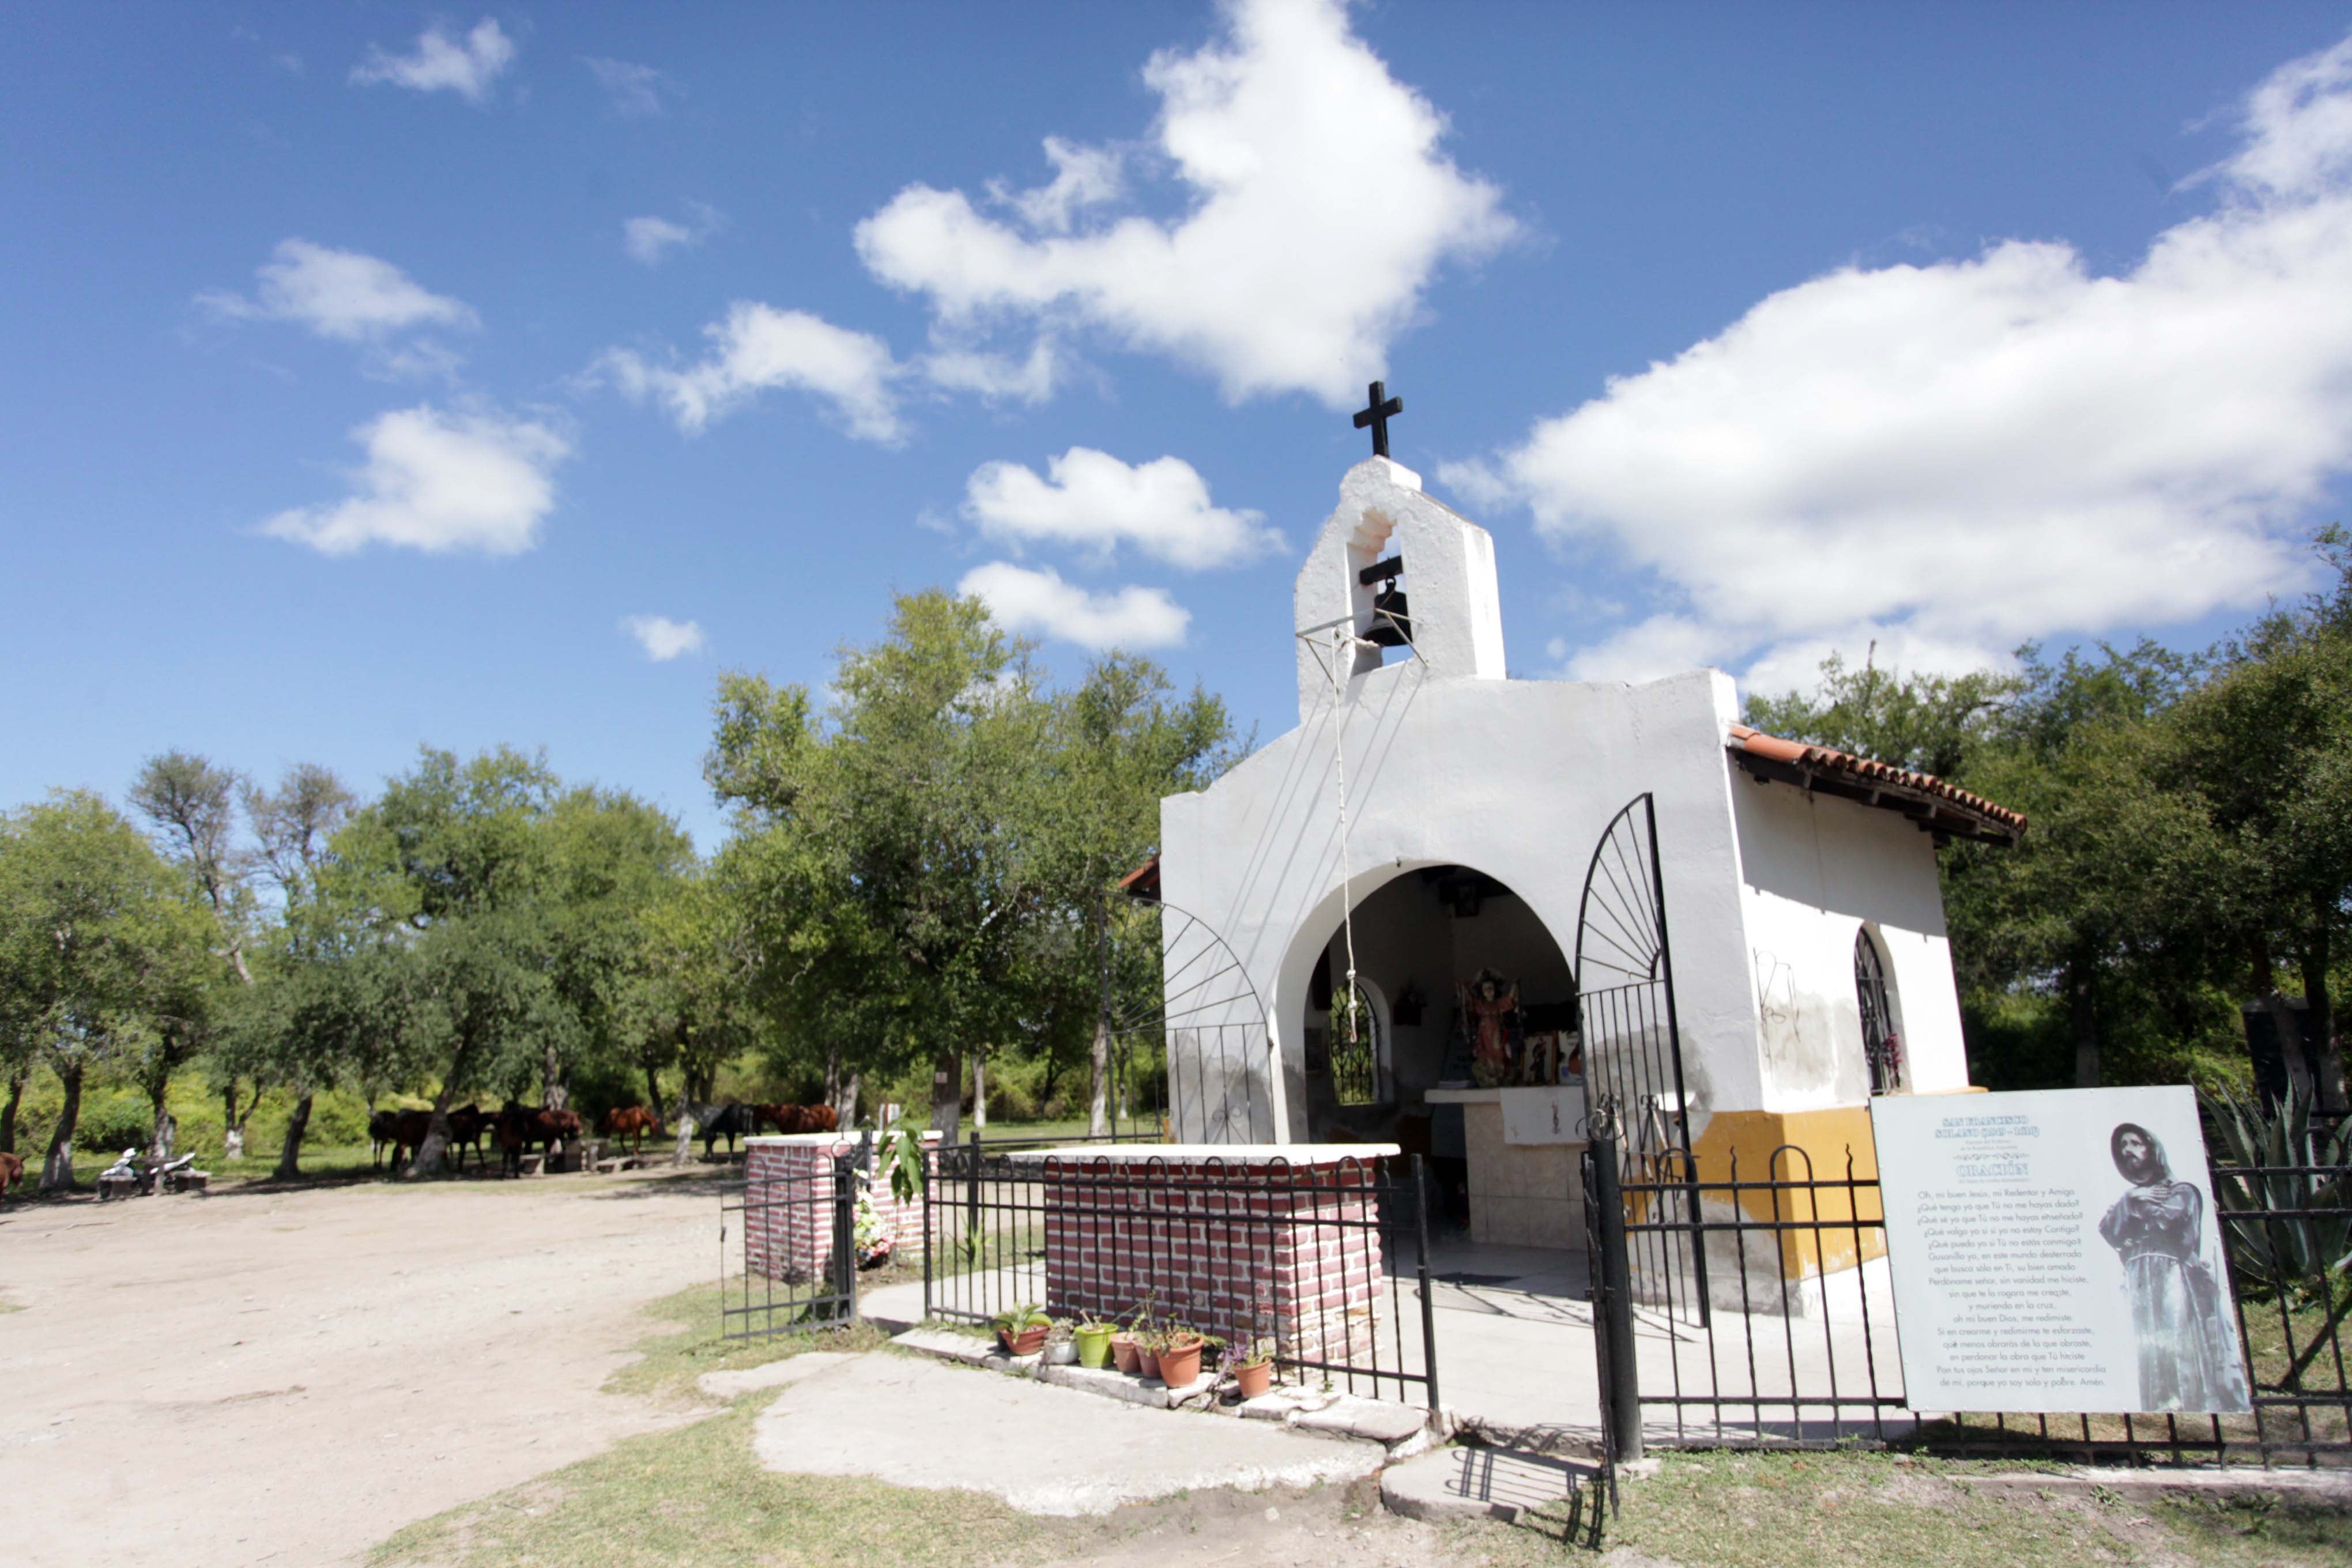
[0,1170,722,1568]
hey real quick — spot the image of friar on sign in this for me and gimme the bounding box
[2098,1121,2251,1414]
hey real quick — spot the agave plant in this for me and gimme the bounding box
[2200,1087,2351,1299]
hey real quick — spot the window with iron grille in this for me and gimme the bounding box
[1329,982,1381,1106]
[1855,928,1902,1095]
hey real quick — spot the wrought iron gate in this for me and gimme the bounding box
[1575,791,1709,1323]
[1106,893,1276,1143]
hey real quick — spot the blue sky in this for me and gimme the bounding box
[8,2,2352,849]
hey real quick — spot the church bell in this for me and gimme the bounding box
[1358,554,1414,648]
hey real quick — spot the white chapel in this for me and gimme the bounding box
[1147,448,2024,1254]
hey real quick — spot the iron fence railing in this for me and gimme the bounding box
[1584,1134,2352,1469]
[719,1139,865,1341]
[922,1141,1441,1408]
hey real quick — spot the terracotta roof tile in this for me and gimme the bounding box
[1119,854,1162,900]
[1725,723,2026,845]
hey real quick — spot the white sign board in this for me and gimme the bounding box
[1872,1087,2250,1415]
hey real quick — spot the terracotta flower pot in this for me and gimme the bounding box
[1110,1335,1140,1374]
[1075,1326,1114,1369]
[1137,1347,1161,1380]
[1234,1360,1273,1399]
[998,1325,1049,1357]
[1157,1337,1205,1388]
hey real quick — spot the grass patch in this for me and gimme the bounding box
[374,1278,1061,1568]
[1483,1448,2352,1568]
[602,1279,891,1405]
[2157,1491,2352,1566]
[370,1400,1071,1568]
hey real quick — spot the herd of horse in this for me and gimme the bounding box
[365,1098,841,1175]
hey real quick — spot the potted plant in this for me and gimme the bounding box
[1156,1323,1207,1388]
[1110,1328,1140,1373]
[990,1303,1051,1358]
[1134,1328,1163,1381]
[1073,1317,1116,1370]
[1231,1337,1276,1399]
[1042,1322,1078,1365]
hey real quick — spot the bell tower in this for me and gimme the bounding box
[1292,451,1507,724]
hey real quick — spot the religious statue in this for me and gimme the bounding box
[2096,1122,2249,1413]
[1457,970,1521,1088]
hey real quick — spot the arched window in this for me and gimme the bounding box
[1329,981,1382,1106]
[1855,929,1902,1095]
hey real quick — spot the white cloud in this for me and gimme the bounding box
[1460,30,2352,689]
[620,614,706,661]
[989,137,1123,233]
[597,302,904,442]
[623,216,693,265]
[261,405,569,556]
[351,18,517,105]
[201,239,476,342]
[957,561,1190,649]
[963,447,1277,568]
[854,0,1514,406]
[583,56,673,118]
[919,338,1061,404]
[622,203,723,266]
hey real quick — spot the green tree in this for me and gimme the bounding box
[1031,654,1234,1134]
[709,591,1051,1141]
[239,762,357,1163]
[334,745,563,1173]
[0,791,193,1190]
[539,786,693,1112]
[2162,589,2352,1111]
[129,751,256,1155]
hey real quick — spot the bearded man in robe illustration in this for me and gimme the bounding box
[2096,1122,2251,1414]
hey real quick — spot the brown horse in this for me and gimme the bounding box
[598,1105,662,1154]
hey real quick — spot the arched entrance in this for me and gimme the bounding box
[1293,863,1581,1231]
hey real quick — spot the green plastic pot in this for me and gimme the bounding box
[1073,1324,1114,1369]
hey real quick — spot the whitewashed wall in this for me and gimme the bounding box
[1728,781,1970,1105]
[1160,457,1974,1141]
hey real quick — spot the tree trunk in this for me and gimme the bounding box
[406,1047,465,1177]
[40,1063,84,1192]
[972,1054,987,1129]
[2068,953,2100,1088]
[1,1066,25,1155]
[839,1071,862,1129]
[672,1094,696,1167]
[275,1090,315,1179]
[930,1052,962,1143]
[542,1043,568,1112]
[220,1082,244,1160]
[2253,936,2316,1106]
[150,1079,174,1162]
[1089,900,1112,1137]
[2300,926,2350,1115]
[643,1062,663,1113]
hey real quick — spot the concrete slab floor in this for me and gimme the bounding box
[752,1351,1385,1516]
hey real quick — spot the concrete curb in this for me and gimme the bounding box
[889,1328,1437,1456]
[1963,1467,2352,1505]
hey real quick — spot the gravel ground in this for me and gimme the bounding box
[0,1169,721,1568]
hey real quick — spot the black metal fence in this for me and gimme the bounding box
[719,1137,867,1341]
[1584,1132,2352,1479]
[922,1140,1441,1408]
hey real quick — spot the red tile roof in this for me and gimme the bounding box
[1119,854,1162,900]
[1726,724,2026,845]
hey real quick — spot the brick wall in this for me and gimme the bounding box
[742,1134,931,1284]
[1034,1154,1388,1369]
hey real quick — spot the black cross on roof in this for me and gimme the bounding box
[1352,380,1403,459]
